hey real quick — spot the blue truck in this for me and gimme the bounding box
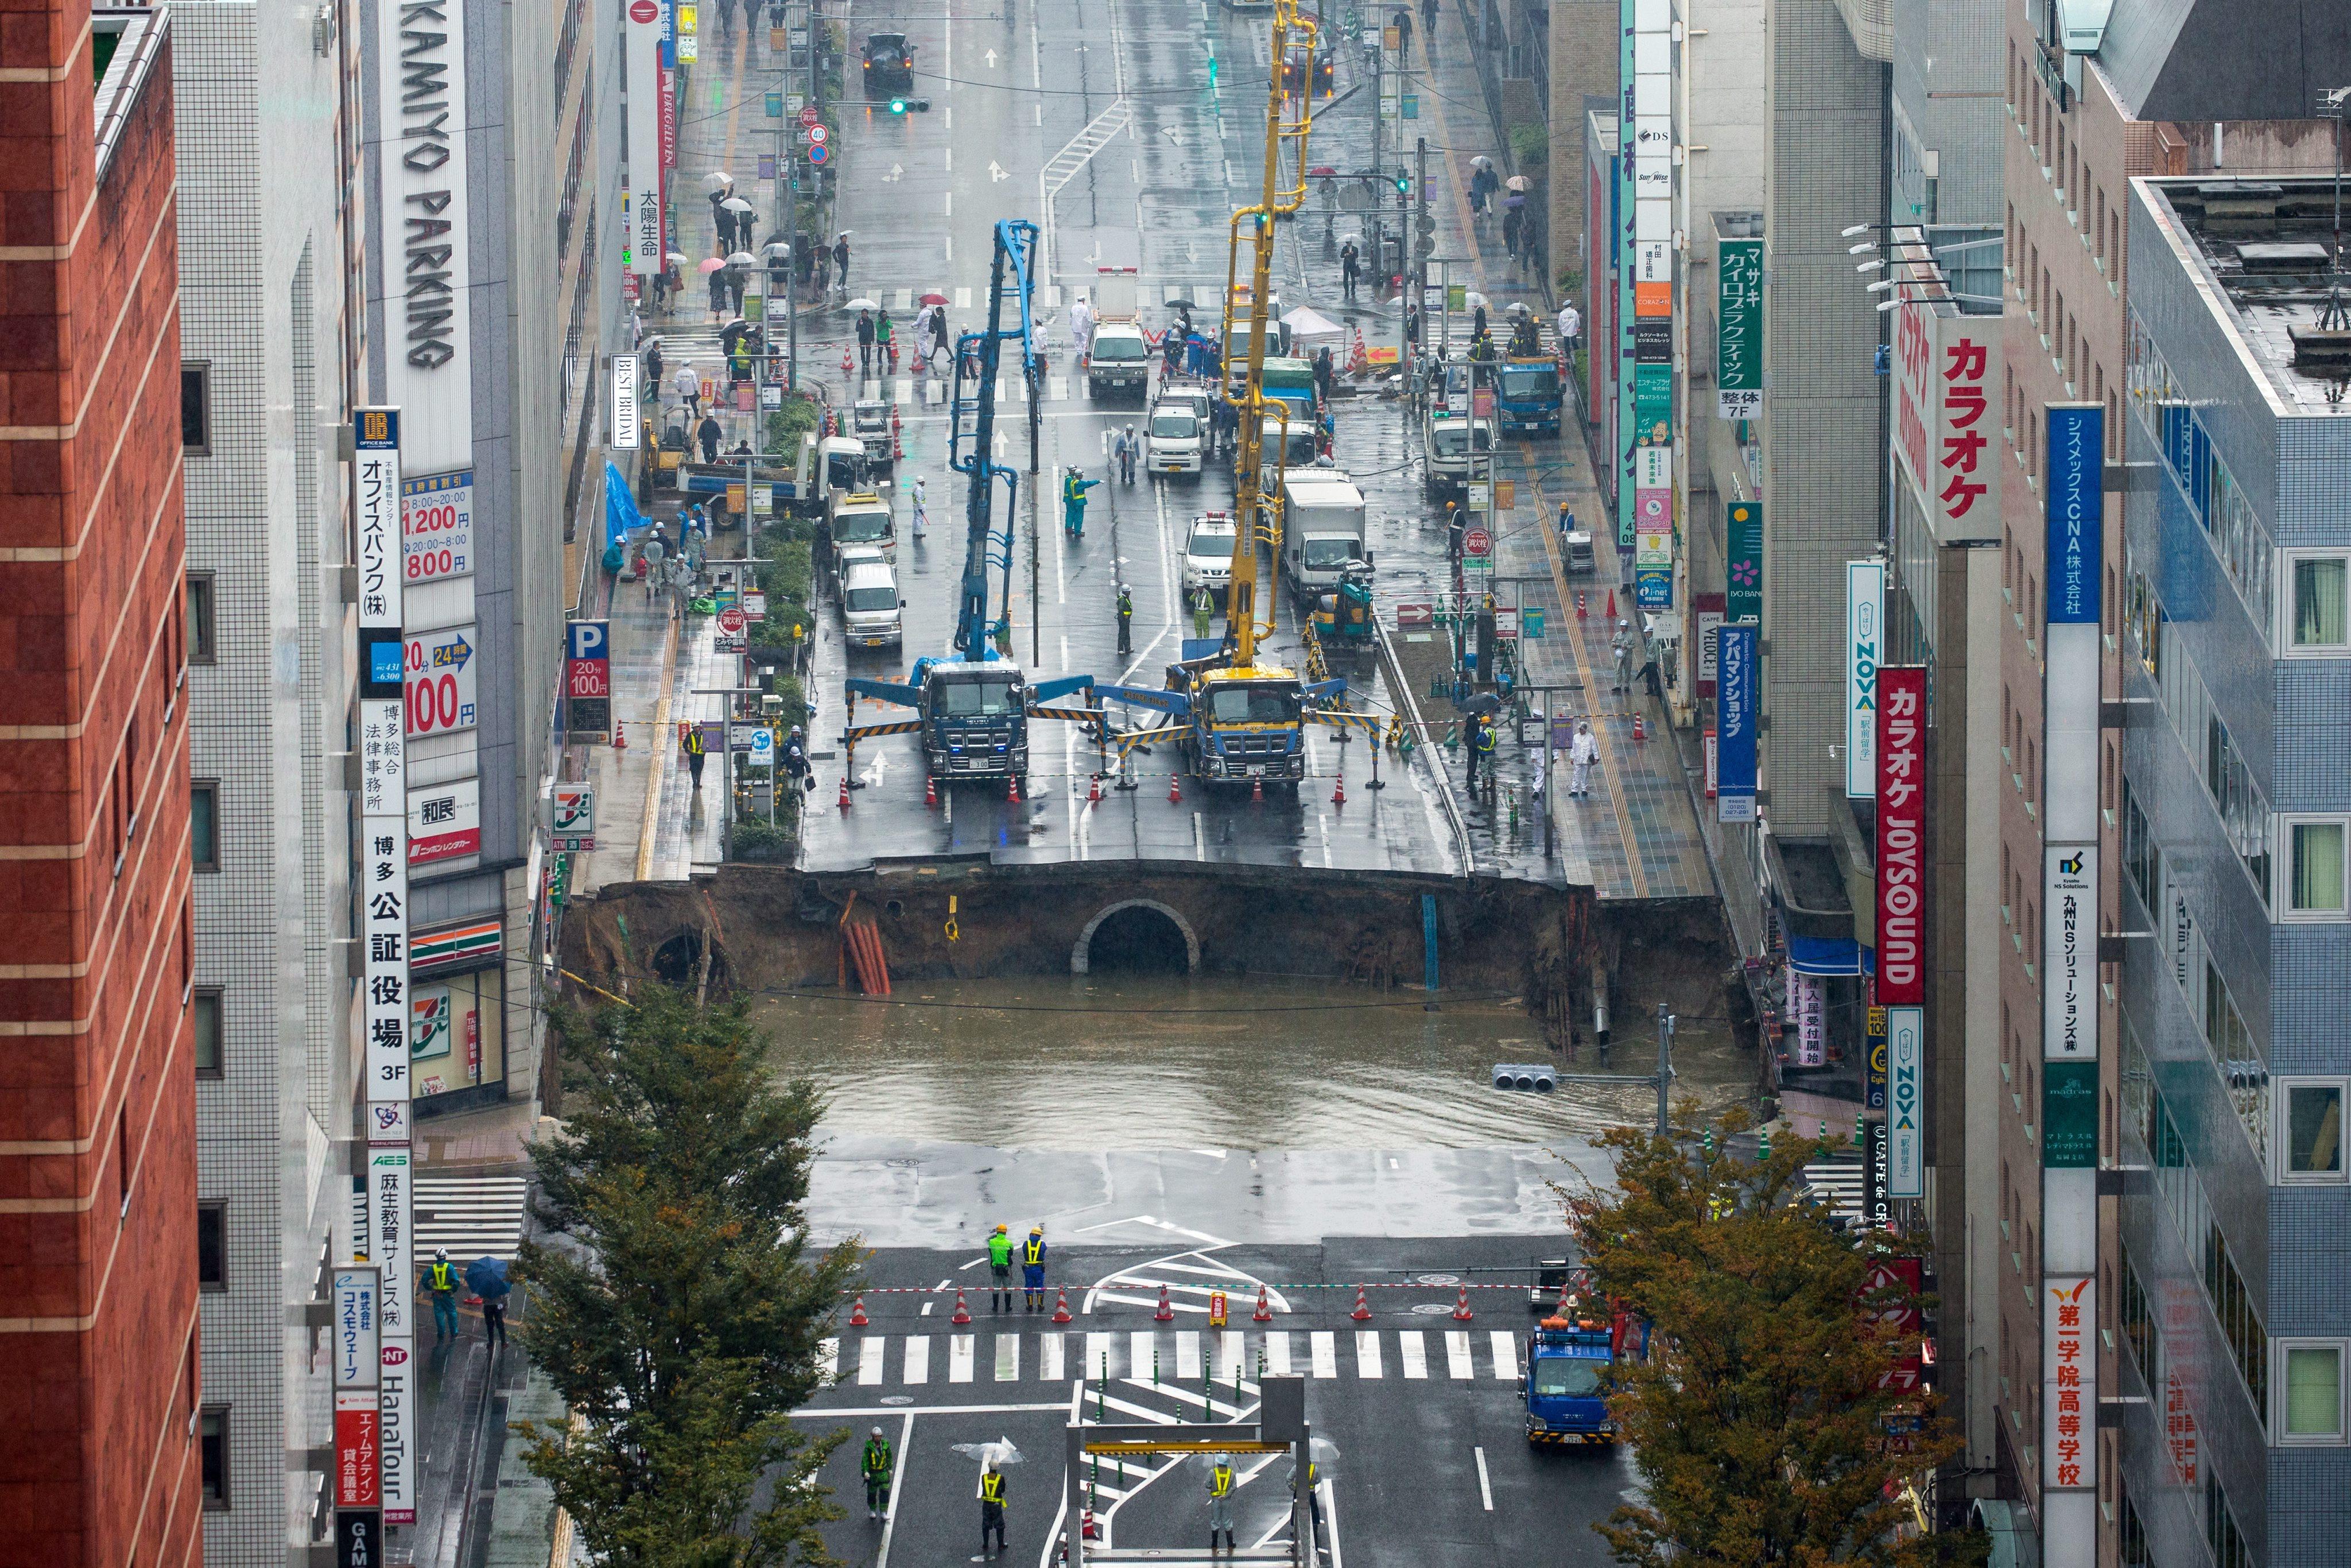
[1522,1312,1616,1446]
[1497,356,1564,436]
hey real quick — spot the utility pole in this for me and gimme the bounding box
[1655,1003,1674,1138]
[781,110,797,391]
[1411,135,1429,370]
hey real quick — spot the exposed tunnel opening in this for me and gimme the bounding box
[1084,904,1193,975]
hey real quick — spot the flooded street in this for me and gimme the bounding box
[751,974,1752,1153]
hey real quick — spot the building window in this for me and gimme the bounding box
[2287,553,2349,651]
[2278,1342,2346,1442]
[185,573,215,664]
[196,1202,225,1290]
[192,987,223,1077]
[200,1406,229,1508]
[2282,817,2349,917]
[2205,1222,2268,1422]
[190,781,220,871]
[181,363,211,454]
[2278,1080,2346,1182]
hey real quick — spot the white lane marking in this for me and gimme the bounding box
[1446,1330,1475,1379]
[1193,809,1205,859]
[1310,1331,1338,1378]
[949,1334,975,1383]
[1090,1291,1216,1317]
[1131,1330,1158,1383]
[1318,810,1332,866]
[1264,1331,1292,1375]
[1099,1391,1179,1425]
[1489,1329,1518,1380]
[818,1336,839,1383]
[1041,1332,1065,1381]
[1398,1331,1427,1379]
[1474,1446,1494,1511]
[905,1335,930,1383]
[1218,1330,1247,1381]
[875,1411,913,1568]
[1087,1330,1116,1380]
[921,1299,934,1315]
[995,1333,1021,1381]
[861,1336,886,1385]
[944,190,953,216]
[1176,1331,1202,1380]
[1325,1478,1347,1568]
[1355,1331,1383,1379]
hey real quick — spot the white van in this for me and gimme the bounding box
[1147,398,1204,475]
[836,547,905,650]
[1181,511,1239,603]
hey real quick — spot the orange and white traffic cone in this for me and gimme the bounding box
[1252,1286,1274,1323]
[1008,775,1022,805]
[1349,1285,1373,1322]
[1154,1284,1176,1323]
[841,346,854,374]
[1252,777,1263,804]
[614,721,628,750]
[1331,773,1346,806]
[1052,1287,1074,1325]
[1167,774,1182,804]
[849,1294,870,1327]
[1605,588,1617,619]
[1087,774,1102,804]
[1080,1509,1101,1540]
[838,774,852,810]
[951,1288,972,1326]
[924,775,938,809]
[1452,1288,1475,1322]
[1632,714,1647,743]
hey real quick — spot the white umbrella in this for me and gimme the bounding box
[844,297,880,311]
[763,241,793,257]
[1466,291,1490,312]
[705,171,734,192]
[950,1438,1025,1470]
[722,196,756,215]
[726,251,758,267]
[664,251,689,266]
[1469,155,1494,172]
[1504,174,1533,192]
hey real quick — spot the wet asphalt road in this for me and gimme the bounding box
[762,0,1568,882]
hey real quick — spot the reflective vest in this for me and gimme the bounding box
[684,727,705,756]
[988,1233,1013,1267]
[1474,723,1496,755]
[980,1472,1006,1505]
[1118,591,1132,619]
[1064,474,1088,506]
[1209,1465,1234,1498]
[1024,1237,1045,1266]
[428,1262,455,1293]
[863,1439,893,1479]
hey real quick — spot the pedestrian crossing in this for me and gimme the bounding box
[412,1174,530,1262]
[812,1326,1523,1391]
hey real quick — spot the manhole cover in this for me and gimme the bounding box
[1413,1273,1461,1286]
[1409,1302,1455,1316]
[880,1395,915,1406]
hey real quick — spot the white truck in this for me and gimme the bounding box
[1085,269,1152,399]
[1146,395,1205,476]
[1277,469,1369,609]
[836,546,905,651]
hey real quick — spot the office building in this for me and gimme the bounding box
[0,6,200,1563]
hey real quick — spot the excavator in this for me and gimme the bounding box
[838,219,1097,795]
[1092,0,1379,792]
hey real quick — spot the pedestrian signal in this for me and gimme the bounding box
[1491,1062,1556,1093]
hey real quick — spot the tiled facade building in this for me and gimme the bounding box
[0,5,199,1565]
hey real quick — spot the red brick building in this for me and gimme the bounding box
[0,5,196,1566]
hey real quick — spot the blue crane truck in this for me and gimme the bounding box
[1496,355,1564,436]
[1522,1311,1617,1446]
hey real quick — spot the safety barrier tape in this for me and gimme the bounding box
[835,1281,1561,1294]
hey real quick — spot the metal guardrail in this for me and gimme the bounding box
[1374,619,1475,876]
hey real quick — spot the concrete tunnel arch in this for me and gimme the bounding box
[1070,899,1201,975]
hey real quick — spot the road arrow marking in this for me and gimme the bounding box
[988,160,1008,183]
[884,162,903,182]
[984,47,997,66]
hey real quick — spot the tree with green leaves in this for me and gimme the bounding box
[514,988,858,1568]
[1565,1114,1985,1568]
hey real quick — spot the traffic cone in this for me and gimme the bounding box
[1453,1288,1475,1322]
[891,405,903,433]
[1052,1287,1074,1325]
[1577,591,1588,620]
[893,432,903,460]
[924,775,938,808]
[1349,1285,1372,1322]
[1087,774,1102,804]
[1007,774,1022,805]
[837,774,851,810]
[841,346,854,373]
[1167,774,1182,804]
[1331,773,1346,806]
[1251,777,1263,804]
[849,1294,870,1327]
[1252,1286,1274,1322]
[1081,1509,1101,1541]
[1348,325,1370,377]
[1632,714,1647,742]
[613,721,628,750]
[951,1288,972,1326]
[1605,588,1616,619]
[1154,1284,1176,1323]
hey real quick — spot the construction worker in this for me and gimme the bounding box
[862,1426,894,1519]
[1445,501,1464,566]
[987,1223,1014,1312]
[1191,584,1215,641]
[422,1248,460,1341]
[1290,1455,1324,1557]
[1021,1224,1048,1313]
[1466,712,1495,793]
[978,1460,1009,1558]
[1116,583,1134,656]
[1611,619,1635,692]
[1062,467,1100,538]
[683,723,707,790]
[1206,1458,1237,1554]
[1568,718,1600,798]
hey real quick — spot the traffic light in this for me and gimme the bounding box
[887,96,931,112]
[1491,1062,1557,1093]
[1392,172,1411,196]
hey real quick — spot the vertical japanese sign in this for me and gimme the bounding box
[1618,0,1671,553]
[1716,236,1762,418]
[1716,624,1757,822]
[625,0,663,274]
[1725,501,1762,626]
[611,354,641,448]
[2040,402,2103,1566]
[1886,1004,1924,1198]
[1936,331,1994,540]
[1846,560,1882,798]
[352,409,414,1527]
[1787,969,1825,1067]
[1873,666,1926,1007]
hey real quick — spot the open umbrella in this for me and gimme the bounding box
[1461,692,1504,716]
[722,196,756,215]
[697,257,728,274]
[463,1256,510,1301]
[664,251,689,266]
[705,171,734,192]
[726,251,758,267]
[1465,291,1489,312]
[765,241,794,257]
[1503,192,1527,211]
[844,296,880,311]
[950,1438,1026,1470]
[1504,174,1533,192]
[918,291,950,306]
[1163,294,1198,310]
[1506,302,1530,317]
[1469,154,1494,172]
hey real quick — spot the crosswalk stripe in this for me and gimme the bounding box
[1131,1330,1157,1381]
[1176,1332,1202,1380]
[995,1333,1020,1381]
[1091,1291,1212,1316]
[860,1336,885,1385]
[949,1334,975,1383]
[893,288,912,312]
[1446,1330,1474,1380]
[1265,1332,1293,1375]
[956,287,972,309]
[1219,1330,1246,1382]
[819,1337,839,1383]
[1050,375,1069,401]
[1310,1332,1337,1379]
[1041,1333,1065,1381]
[1086,1331,1117,1381]
[1489,1330,1518,1380]
[1355,1332,1383,1379]
[1398,1332,1427,1380]
[905,1335,930,1384]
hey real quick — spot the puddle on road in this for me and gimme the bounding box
[750,975,1750,1151]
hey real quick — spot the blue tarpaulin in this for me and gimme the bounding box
[1787,935,1871,976]
[605,460,650,548]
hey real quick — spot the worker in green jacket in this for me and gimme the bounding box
[862,1426,894,1520]
[987,1223,1014,1312]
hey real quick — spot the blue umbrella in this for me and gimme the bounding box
[464,1256,510,1301]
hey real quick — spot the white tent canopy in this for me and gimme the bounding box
[1279,305,1347,351]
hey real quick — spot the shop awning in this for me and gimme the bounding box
[1787,935,1871,976]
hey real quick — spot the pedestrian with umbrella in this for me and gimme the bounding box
[1392,3,1412,55]
[855,308,876,373]
[463,1256,511,1352]
[950,1441,1022,1560]
[1420,0,1437,51]
[707,260,729,321]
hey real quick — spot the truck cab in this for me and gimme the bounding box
[828,491,898,569]
[851,399,895,468]
[1497,356,1564,436]
[1422,412,1495,496]
[917,658,1029,782]
[1523,1313,1616,1446]
[804,433,869,506]
[1189,666,1307,785]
